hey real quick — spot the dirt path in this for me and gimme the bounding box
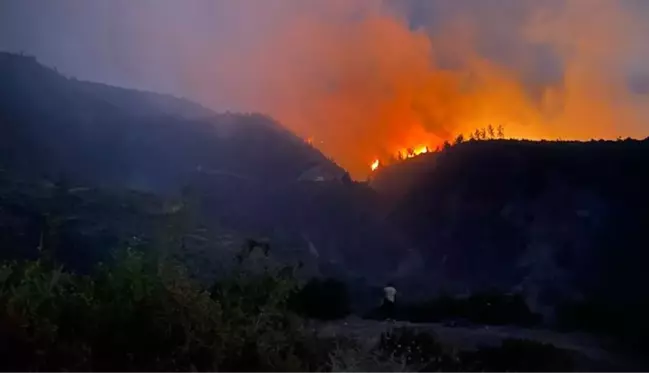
[310,317,645,371]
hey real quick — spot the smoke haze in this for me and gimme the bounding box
[2,0,649,176]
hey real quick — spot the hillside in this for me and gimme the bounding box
[0,53,410,296]
[371,138,649,324]
[0,52,343,189]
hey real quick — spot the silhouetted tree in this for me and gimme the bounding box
[474,129,481,140]
[487,125,495,139]
[455,134,465,145]
[407,148,415,157]
[497,124,505,139]
[478,128,487,140]
[442,140,451,151]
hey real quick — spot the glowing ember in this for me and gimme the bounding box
[370,159,380,171]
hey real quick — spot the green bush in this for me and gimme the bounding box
[0,246,341,371]
[0,250,222,371]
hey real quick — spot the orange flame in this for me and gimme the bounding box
[370,144,433,171]
[397,145,429,159]
[370,159,380,171]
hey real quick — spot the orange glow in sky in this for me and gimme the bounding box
[194,1,649,179]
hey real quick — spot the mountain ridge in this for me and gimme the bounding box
[0,52,345,189]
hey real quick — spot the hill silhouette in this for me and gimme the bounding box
[371,138,649,346]
[0,52,344,189]
[0,53,407,296]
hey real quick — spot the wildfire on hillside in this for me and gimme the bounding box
[367,124,511,172]
[228,1,647,179]
[369,145,430,172]
[401,145,430,159]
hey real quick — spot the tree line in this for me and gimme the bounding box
[388,124,506,164]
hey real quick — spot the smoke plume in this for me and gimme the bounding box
[1,0,649,176]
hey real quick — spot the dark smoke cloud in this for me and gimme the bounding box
[2,0,648,176]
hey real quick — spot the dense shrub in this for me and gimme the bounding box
[0,246,341,371]
[289,277,351,320]
[0,250,578,372]
[0,252,222,371]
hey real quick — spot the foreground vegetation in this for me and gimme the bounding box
[0,244,577,371]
